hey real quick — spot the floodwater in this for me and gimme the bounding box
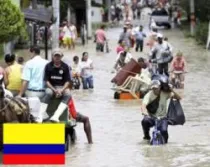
[2,8,210,167]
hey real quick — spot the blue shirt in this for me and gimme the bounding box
[135,31,146,40]
[22,56,49,90]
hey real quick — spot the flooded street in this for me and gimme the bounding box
[65,10,210,167]
[2,8,210,167]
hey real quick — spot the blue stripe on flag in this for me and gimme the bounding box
[3,144,65,154]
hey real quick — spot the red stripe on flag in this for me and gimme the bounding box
[3,154,65,165]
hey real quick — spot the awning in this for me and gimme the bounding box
[22,8,53,23]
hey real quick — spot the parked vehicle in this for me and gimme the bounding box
[150,8,171,29]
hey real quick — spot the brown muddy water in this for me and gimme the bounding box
[1,7,210,167]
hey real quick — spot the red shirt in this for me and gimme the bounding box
[95,29,106,44]
[172,57,186,71]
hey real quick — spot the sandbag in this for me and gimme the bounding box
[111,58,141,86]
[167,99,185,125]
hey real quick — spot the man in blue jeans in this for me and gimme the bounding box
[135,25,146,52]
[141,80,181,143]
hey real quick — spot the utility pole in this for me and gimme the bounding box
[52,0,60,53]
[106,0,111,22]
[86,0,92,39]
[206,21,210,50]
[32,0,37,46]
[190,0,195,36]
[67,2,71,23]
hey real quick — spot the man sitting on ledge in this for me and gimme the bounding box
[41,49,71,122]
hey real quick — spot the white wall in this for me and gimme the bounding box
[94,0,103,4]
[91,7,102,23]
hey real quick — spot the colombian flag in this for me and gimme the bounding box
[3,124,65,165]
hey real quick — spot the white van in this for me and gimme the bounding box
[150,8,171,29]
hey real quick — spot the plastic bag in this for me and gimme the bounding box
[167,99,185,125]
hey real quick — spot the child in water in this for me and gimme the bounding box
[71,56,81,89]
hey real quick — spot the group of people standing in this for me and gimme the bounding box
[59,21,78,50]
[2,46,93,144]
[71,52,94,90]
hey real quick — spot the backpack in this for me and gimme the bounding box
[162,43,173,64]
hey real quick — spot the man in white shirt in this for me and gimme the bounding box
[18,46,49,122]
[149,33,173,76]
[113,50,132,71]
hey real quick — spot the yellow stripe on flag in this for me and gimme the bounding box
[4,124,65,144]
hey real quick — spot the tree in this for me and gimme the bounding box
[21,0,31,9]
[180,0,210,22]
[0,0,27,44]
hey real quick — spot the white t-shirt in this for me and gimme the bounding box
[63,26,72,38]
[70,25,77,39]
[116,51,132,64]
[72,62,82,74]
[111,6,115,15]
[80,59,93,78]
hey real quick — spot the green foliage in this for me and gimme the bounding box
[0,44,3,58]
[21,0,30,9]
[195,22,208,45]
[180,0,210,22]
[0,0,28,44]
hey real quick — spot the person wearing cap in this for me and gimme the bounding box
[141,80,181,143]
[149,33,173,76]
[41,50,71,122]
[4,54,22,96]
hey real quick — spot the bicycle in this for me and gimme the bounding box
[170,71,185,89]
[150,117,166,145]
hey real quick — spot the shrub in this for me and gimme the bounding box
[195,22,208,45]
[0,0,28,44]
